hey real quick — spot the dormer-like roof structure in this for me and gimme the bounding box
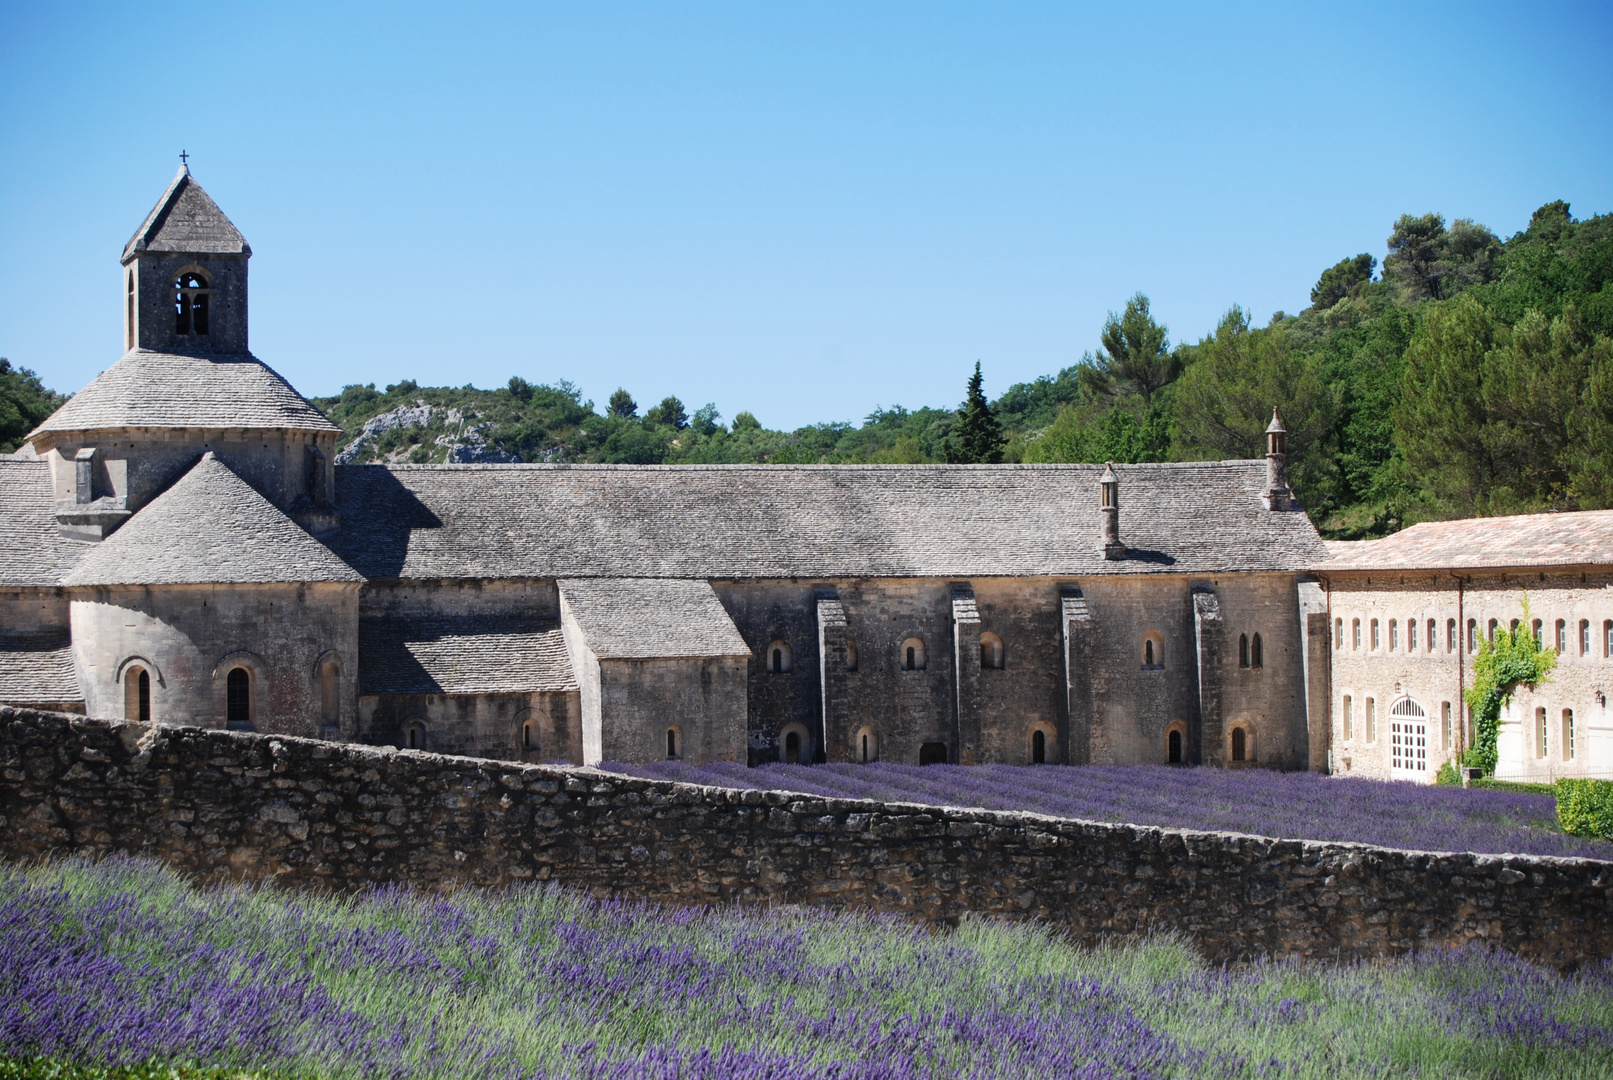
[122,164,249,262]
[29,351,341,438]
[62,453,363,587]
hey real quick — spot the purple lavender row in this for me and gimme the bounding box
[600,761,1610,860]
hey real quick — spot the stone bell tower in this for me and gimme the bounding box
[121,158,251,356]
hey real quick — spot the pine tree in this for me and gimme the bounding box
[945,361,1006,464]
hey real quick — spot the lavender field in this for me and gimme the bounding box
[602,762,1613,860]
[4,858,1612,1080]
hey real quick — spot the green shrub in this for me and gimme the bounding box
[1434,759,1462,786]
[1557,778,1613,839]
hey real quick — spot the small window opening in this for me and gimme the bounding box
[1144,639,1154,666]
[1555,619,1566,653]
[918,742,948,766]
[1366,697,1377,742]
[980,632,1004,670]
[1468,618,1478,652]
[1032,729,1047,764]
[1352,619,1361,650]
[226,667,251,730]
[1167,729,1182,764]
[406,722,425,750]
[1238,634,1250,668]
[1371,619,1380,650]
[666,727,680,759]
[1441,701,1452,751]
[845,641,858,672]
[1535,707,1548,759]
[1389,619,1399,651]
[1342,695,1353,741]
[901,637,925,671]
[1606,620,1613,658]
[1564,709,1575,761]
[1487,618,1498,642]
[1409,618,1419,651]
[522,719,536,751]
[174,271,210,335]
[1231,727,1247,762]
[1334,617,1342,648]
[1580,619,1591,656]
[1531,619,1542,645]
[784,731,801,765]
[320,660,339,725]
[768,640,792,674]
[856,727,878,763]
[1446,618,1456,653]
[1251,633,1263,669]
[126,666,151,724]
[126,272,134,350]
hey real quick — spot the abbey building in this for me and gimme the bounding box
[1,165,1492,776]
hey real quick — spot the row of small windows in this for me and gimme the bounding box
[122,658,342,730]
[1340,692,1582,765]
[1338,616,1613,657]
[764,631,1265,675]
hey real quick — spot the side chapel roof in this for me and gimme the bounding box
[559,579,752,659]
[62,453,364,587]
[359,615,576,695]
[122,164,249,260]
[29,350,341,437]
[329,460,1328,581]
[0,460,85,586]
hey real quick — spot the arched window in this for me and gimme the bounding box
[1334,617,1343,648]
[1370,619,1380,650]
[1606,619,1613,658]
[1428,618,1438,653]
[1167,728,1182,764]
[980,632,1005,669]
[855,726,878,763]
[1141,632,1164,670]
[1563,709,1576,761]
[1250,633,1263,669]
[1389,619,1398,651]
[1342,695,1353,741]
[918,742,948,765]
[1509,618,1520,637]
[845,641,858,672]
[320,660,339,725]
[1031,728,1046,765]
[125,666,151,724]
[226,667,252,730]
[1580,619,1591,656]
[1238,634,1250,668]
[1555,619,1566,653]
[1535,707,1548,759]
[1447,618,1456,653]
[521,717,537,752]
[784,730,801,763]
[173,270,211,335]
[666,726,681,760]
[1408,618,1418,651]
[1352,618,1361,650]
[1468,618,1478,652]
[901,637,926,671]
[1441,701,1452,751]
[768,640,792,674]
[1365,697,1377,742]
[1530,619,1542,645]
[779,723,811,765]
[1231,727,1247,762]
[126,272,134,350]
[405,721,425,750]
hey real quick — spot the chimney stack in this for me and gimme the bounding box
[1263,408,1294,511]
[1100,462,1124,560]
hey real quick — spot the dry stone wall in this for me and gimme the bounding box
[3,707,1611,967]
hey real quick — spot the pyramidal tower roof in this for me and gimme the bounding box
[62,453,363,587]
[122,163,249,262]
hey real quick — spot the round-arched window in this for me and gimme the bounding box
[855,726,878,764]
[901,637,926,671]
[980,632,1004,670]
[768,640,793,674]
[174,270,211,336]
[226,667,252,730]
[405,721,426,750]
[1141,632,1165,670]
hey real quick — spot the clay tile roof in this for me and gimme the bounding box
[358,615,576,695]
[0,630,81,707]
[31,350,340,437]
[123,166,248,260]
[1315,509,1613,573]
[0,459,87,586]
[61,453,364,587]
[559,579,752,659]
[328,460,1327,581]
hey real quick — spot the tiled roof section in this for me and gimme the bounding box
[358,616,576,695]
[0,460,86,586]
[329,461,1327,581]
[1316,510,1613,573]
[62,454,364,587]
[560,579,752,659]
[31,351,340,436]
[123,167,248,259]
[0,631,82,705]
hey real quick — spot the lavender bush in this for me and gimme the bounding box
[602,761,1613,860]
[3,858,1612,1079]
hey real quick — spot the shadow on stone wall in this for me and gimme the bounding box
[2,707,1610,968]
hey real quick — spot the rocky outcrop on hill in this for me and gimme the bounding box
[336,402,519,465]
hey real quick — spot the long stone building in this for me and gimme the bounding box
[1,166,1342,769]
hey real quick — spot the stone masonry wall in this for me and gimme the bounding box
[3,707,1610,968]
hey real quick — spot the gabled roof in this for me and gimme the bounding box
[358,615,576,695]
[30,350,341,437]
[123,165,248,261]
[560,578,752,659]
[62,454,363,587]
[1315,510,1613,573]
[0,460,86,586]
[328,460,1328,582]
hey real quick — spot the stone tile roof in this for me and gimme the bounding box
[62,454,364,587]
[123,166,249,259]
[0,631,81,705]
[1315,510,1613,573]
[329,460,1326,581]
[0,460,86,587]
[31,350,340,437]
[358,616,576,696]
[560,579,752,659]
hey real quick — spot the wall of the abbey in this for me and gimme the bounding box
[0,588,70,637]
[713,573,1313,770]
[358,691,581,763]
[596,657,748,765]
[39,427,337,519]
[1326,568,1613,783]
[358,578,559,621]
[67,582,359,736]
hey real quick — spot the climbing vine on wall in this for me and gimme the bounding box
[1463,596,1557,775]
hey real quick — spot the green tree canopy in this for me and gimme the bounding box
[607,388,638,418]
[1385,213,1501,302]
[644,396,689,430]
[1310,253,1376,310]
[0,358,67,453]
[1077,294,1181,405]
[944,361,1005,464]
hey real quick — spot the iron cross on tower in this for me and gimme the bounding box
[179,150,189,166]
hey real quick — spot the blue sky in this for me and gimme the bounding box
[2,2,1610,429]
